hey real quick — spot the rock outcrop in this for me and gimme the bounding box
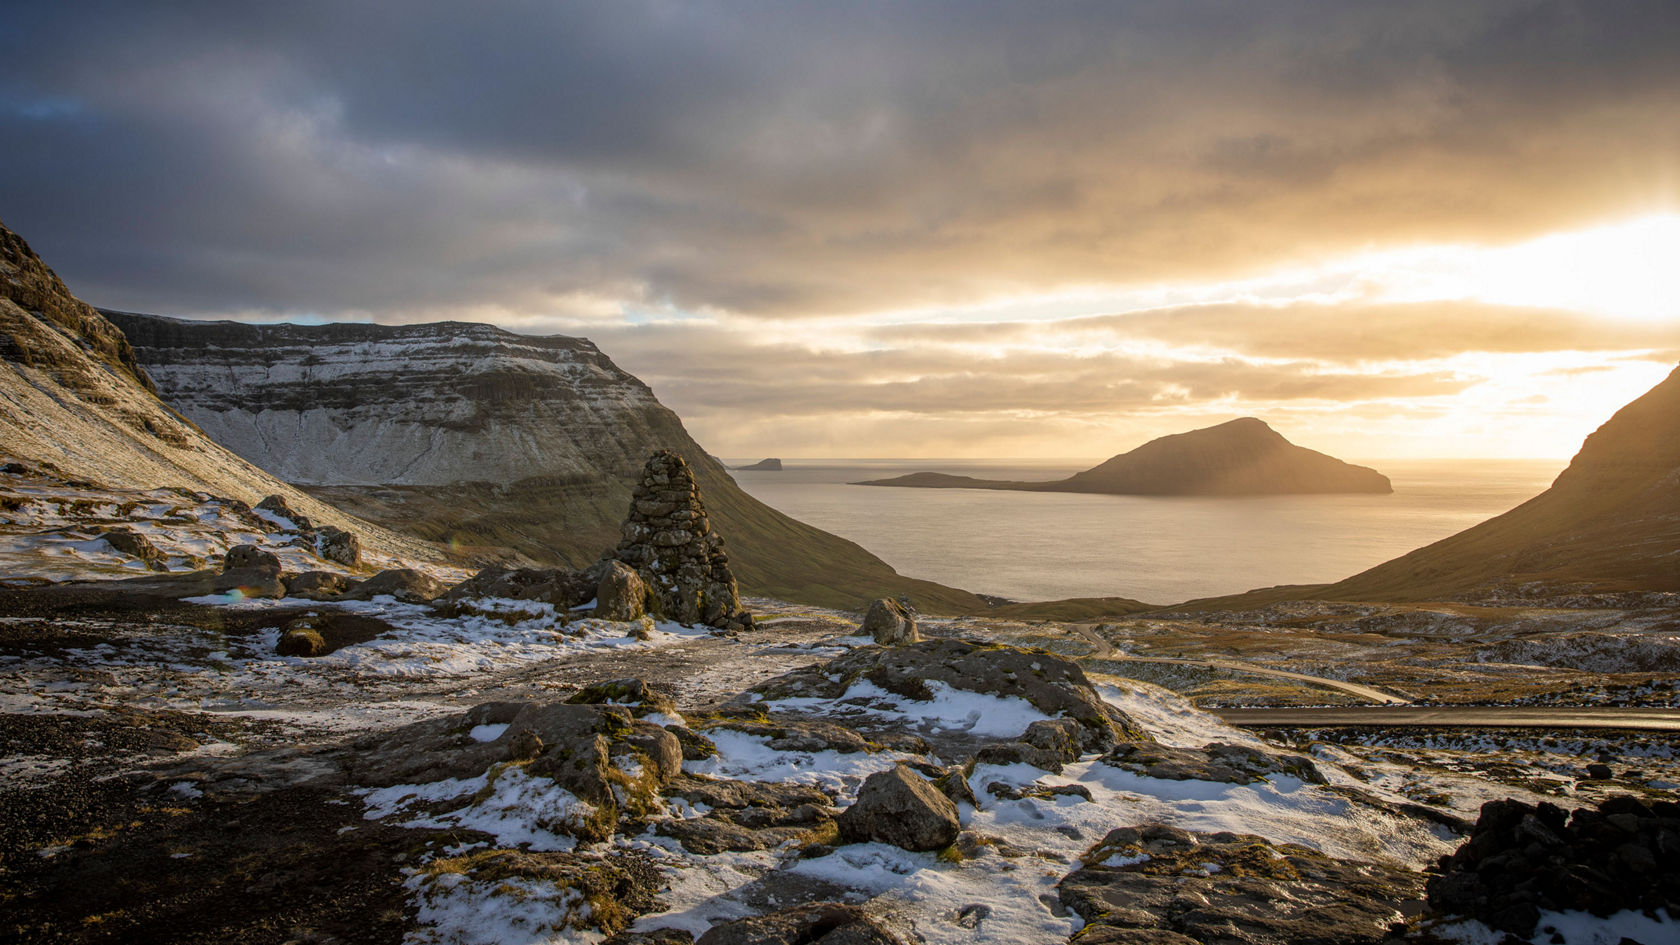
[856,417,1391,495]
[1425,796,1680,939]
[837,765,960,852]
[860,597,918,644]
[108,309,986,612]
[612,451,750,631]
[342,568,445,603]
[1059,824,1424,945]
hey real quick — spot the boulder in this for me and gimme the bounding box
[697,903,902,945]
[276,626,327,657]
[1101,741,1325,785]
[284,570,354,600]
[610,451,752,631]
[566,678,678,719]
[837,764,960,852]
[254,494,312,531]
[595,561,649,621]
[439,566,596,608]
[860,597,918,645]
[342,568,444,603]
[224,544,280,574]
[314,525,360,567]
[99,527,168,571]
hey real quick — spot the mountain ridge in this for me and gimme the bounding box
[110,310,990,612]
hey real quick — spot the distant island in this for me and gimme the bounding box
[854,418,1392,495]
[735,458,783,471]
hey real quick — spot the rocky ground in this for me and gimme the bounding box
[4,470,1679,944]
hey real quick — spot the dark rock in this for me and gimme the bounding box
[604,929,695,945]
[284,570,353,600]
[314,525,360,567]
[1426,796,1680,937]
[99,527,168,571]
[1584,763,1614,780]
[276,626,327,657]
[837,764,960,852]
[860,597,918,645]
[342,568,444,603]
[224,544,280,574]
[439,566,596,608]
[974,741,1070,773]
[697,902,902,945]
[596,560,649,621]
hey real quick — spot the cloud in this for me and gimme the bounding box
[1,1,1675,321]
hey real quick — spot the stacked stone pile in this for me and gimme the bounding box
[613,451,751,631]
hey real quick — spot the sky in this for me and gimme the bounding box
[2,1,1677,461]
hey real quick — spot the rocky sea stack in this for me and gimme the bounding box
[615,451,752,631]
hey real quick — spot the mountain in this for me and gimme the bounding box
[108,311,986,612]
[856,418,1392,495]
[0,219,431,561]
[1305,363,1680,601]
[736,458,783,471]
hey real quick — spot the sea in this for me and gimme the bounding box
[723,458,1565,605]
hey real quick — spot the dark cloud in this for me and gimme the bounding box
[1,1,1675,319]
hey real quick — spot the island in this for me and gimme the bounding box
[854,418,1391,495]
[735,458,784,471]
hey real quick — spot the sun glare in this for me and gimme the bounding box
[1376,213,1680,324]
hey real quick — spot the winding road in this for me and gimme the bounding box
[1214,706,1680,732]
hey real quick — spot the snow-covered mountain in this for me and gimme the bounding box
[110,311,984,611]
[0,219,433,562]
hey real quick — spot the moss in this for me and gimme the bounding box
[936,844,967,864]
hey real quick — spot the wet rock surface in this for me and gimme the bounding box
[1422,796,1680,939]
[1059,824,1425,945]
[612,451,751,631]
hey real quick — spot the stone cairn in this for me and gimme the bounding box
[614,451,752,631]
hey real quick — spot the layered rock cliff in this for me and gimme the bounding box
[110,311,984,611]
[857,418,1392,496]
[0,219,429,561]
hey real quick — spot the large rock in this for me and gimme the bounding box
[212,567,286,599]
[342,568,444,603]
[837,764,960,852]
[284,570,354,600]
[439,566,596,608]
[99,527,167,571]
[595,560,649,621]
[224,543,280,574]
[1425,796,1680,938]
[1059,825,1424,945]
[860,597,917,645]
[747,639,1149,753]
[313,525,360,567]
[611,451,751,631]
[697,903,901,945]
[276,626,327,657]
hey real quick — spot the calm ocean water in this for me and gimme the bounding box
[724,458,1564,605]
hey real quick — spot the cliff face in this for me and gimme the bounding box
[0,220,431,560]
[858,418,1391,496]
[1313,364,1680,600]
[112,312,984,612]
